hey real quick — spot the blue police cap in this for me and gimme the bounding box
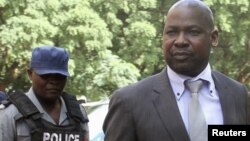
[30,46,70,76]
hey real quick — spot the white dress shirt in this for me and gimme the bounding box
[167,64,223,131]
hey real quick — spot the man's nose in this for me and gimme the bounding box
[174,32,188,47]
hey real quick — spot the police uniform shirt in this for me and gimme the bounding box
[0,88,89,141]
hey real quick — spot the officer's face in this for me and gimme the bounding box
[28,69,67,102]
[162,5,218,77]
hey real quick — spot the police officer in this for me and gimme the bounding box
[0,46,89,141]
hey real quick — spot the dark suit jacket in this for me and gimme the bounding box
[103,67,249,141]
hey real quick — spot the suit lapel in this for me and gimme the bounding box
[212,71,236,124]
[152,67,190,141]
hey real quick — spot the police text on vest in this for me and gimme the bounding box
[43,132,80,141]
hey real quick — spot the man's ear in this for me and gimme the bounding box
[211,29,219,47]
[27,68,33,80]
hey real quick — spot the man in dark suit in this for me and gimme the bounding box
[103,0,249,141]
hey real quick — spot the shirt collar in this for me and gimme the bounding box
[167,63,215,100]
[26,87,68,124]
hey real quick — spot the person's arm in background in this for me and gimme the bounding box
[80,105,90,141]
[0,105,17,141]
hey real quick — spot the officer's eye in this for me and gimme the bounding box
[39,74,66,80]
[39,74,50,80]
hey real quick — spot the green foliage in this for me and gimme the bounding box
[206,0,250,89]
[0,0,249,101]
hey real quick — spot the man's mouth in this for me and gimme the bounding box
[172,51,191,60]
